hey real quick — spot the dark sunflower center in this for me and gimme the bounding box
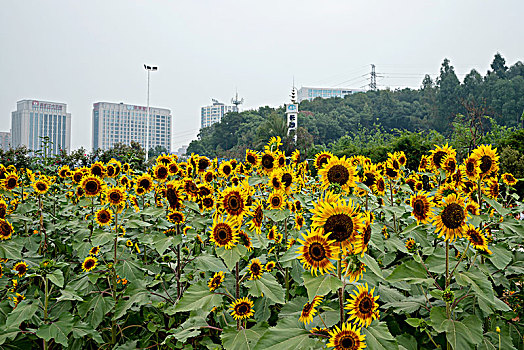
[278,157,285,166]
[302,303,313,314]
[251,263,261,274]
[392,160,400,170]
[205,173,213,182]
[433,151,446,167]
[318,155,329,168]
[36,183,47,191]
[157,167,168,178]
[170,164,178,173]
[261,154,274,169]
[74,173,82,182]
[271,196,281,207]
[297,217,304,225]
[364,173,376,187]
[85,259,95,269]
[309,242,326,261]
[1,222,12,236]
[7,178,17,188]
[107,167,115,177]
[139,179,151,189]
[363,226,371,245]
[99,212,110,222]
[479,155,492,174]
[340,335,355,349]
[282,173,293,187]
[254,207,263,225]
[441,203,465,229]
[216,226,231,243]
[327,164,350,185]
[377,179,385,191]
[247,154,256,164]
[413,199,425,216]
[0,207,6,219]
[237,303,249,315]
[92,166,102,176]
[200,187,211,196]
[110,192,121,202]
[85,181,97,193]
[203,197,213,207]
[325,214,353,242]
[385,167,397,178]
[468,230,482,244]
[359,296,373,314]
[198,159,209,171]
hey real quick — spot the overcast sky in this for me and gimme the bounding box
[1,0,523,151]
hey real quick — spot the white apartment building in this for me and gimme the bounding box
[11,100,71,154]
[0,132,11,151]
[297,87,365,102]
[200,99,238,129]
[92,102,172,152]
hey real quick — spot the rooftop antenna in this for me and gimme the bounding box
[290,76,298,103]
[231,89,244,112]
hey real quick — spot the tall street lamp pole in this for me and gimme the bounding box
[144,64,158,162]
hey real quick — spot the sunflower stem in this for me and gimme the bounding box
[111,210,119,345]
[337,244,344,325]
[284,218,290,302]
[176,224,181,299]
[235,262,240,331]
[449,242,470,281]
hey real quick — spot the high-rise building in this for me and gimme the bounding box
[200,99,238,129]
[0,132,11,151]
[92,102,172,152]
[11,100,71,154]
[297,87,364,102]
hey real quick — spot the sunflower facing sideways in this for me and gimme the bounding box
[299,295,323,325]
[229,297,254,320]
[430,143,456,170]
[345,283,380,328]
[318,156,357,193]
[297,228,340,276]
[434,193,469,242]
[327,322,366,350]
[208,271,225,291]
[314,151,333,170]
[247,200,264,234]
[0,219,14,240]
[501,173,517,186]
[209,214,239,249]
[464,224,492,254]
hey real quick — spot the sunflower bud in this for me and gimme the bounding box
[442,288,454,303]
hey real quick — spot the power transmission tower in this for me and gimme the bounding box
[369,64,377,90]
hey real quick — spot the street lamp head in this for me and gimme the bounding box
[144,64,158,71]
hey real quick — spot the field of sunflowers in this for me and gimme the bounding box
[0,137,523,349]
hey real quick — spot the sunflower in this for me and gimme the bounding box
[463,156,480,181]
[12,293,25,307]
[418,155,431,172]
[126,240,133,247]
[13,261,28,277]
[90,161,106,178]
[95,208,113,226]
[342,258,366,283]
[465,200,480,216]
[0,200,7,219]
[247,200,264,234]
[157,153,173,166]
[472,144,499,177]
[373,176,386,195]
[384,159,400,181]
[209,215,239,249]
[2,172,19,190]
[310,198,363,251]
[105,186,127,206]
[208,271,225,291]
[299,295,323,325]
[297,229,340,276]
[295,213,305,230]
[198,184,213,197]
[153,163,170,182]
[221,187,247,219]
[279,167,295,193]
[248,258,264,280]
[327,322,366,350]
[229,297,254,320]
[501,173,517,186]
[182,179,200,200]
[203,170,214,183]
[435,182,462,204]
[108,159,122,177]
[201,195,215,211]
[410,192,434,224]
[434,193,469,242]
[265,261,276,272]
[81,176,104,197]
[197,156,211,173]
[430,143,456,170]
[32,178,50,195]
[135,173,154,194]
[89,246,100,256]
[245,150,260,167]
[260,151,276,174]
[268,171,283,191]
[165,181,183,210]
[319,156,357,193]
[345,283,380,327]
[0,219,14,240]
[72,169,85,184]
[81,256,98,272]
[482,179,499,199]
[167,210,185,224]
[267,225,278,241]
[267,190,286,210]
[441,154,457,176]
[219,161,233,178]
[353,212,373,256]
[168,162,180,176]
[405,238,416,252]
[106,164,116,178]
[238,230,253,251]
[314,151,333,170]
[275,152,286,168]
[464,224,492,254]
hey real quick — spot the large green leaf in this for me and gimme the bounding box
[221,324,267,350]
[245,274,285,304]
[362,321,399,350]
[302,272,342,302]
[5,300,39,329]
[254,297,274,323]
[386,260,429,283]
[429,306,447,333]
[77,294,116,328]
[173,281,223,313]
[114,289,150,320]
[150,233,182,255]
[47,270,64,288]
[443,315,482,349]
[217,246,244,271]
[455,270,494,303]
[115,258,144,281]
[359,253,384,280]
[36,313,74,347]
[71,320,104,344]
[488,244,512,270]
[253,318,323,350]
[193,254,228,272]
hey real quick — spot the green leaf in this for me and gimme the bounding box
[5,300,39,329]
[253,318,323,350]
[126,219,152,228]
[77,294,116,328]
[443,315,482,349]
[222,324,267,350]
[455,270,494,303]
[71,320,104,344]
[488,245,512,270]
[483,197,509,216]
[114,290,150,320]
[254,297,274,323]
[359,254,384,280]
[264,209,291,222]
[151,233,182,255]
[386,260,429,283]
[405,318,421,327]
[173,281,223,313]
[245,274,285,304]
[91,230,114,246]
[57,287,84,302]
[302,272,342,302]
[217,246,243,271]
[183,200,201,213]
[116,258,144,281]
[193,254,228,272]
[362,321,399,350]
[36,313,74,347]
[47,270,64,288]
[429,306,447,333]
[248,175,267,187]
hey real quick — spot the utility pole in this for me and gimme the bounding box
[369,64,377,91]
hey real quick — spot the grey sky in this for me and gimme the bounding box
[1,0,523,151]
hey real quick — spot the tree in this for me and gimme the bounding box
[489,52,508,79]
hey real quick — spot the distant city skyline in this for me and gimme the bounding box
[1,1,522,152]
